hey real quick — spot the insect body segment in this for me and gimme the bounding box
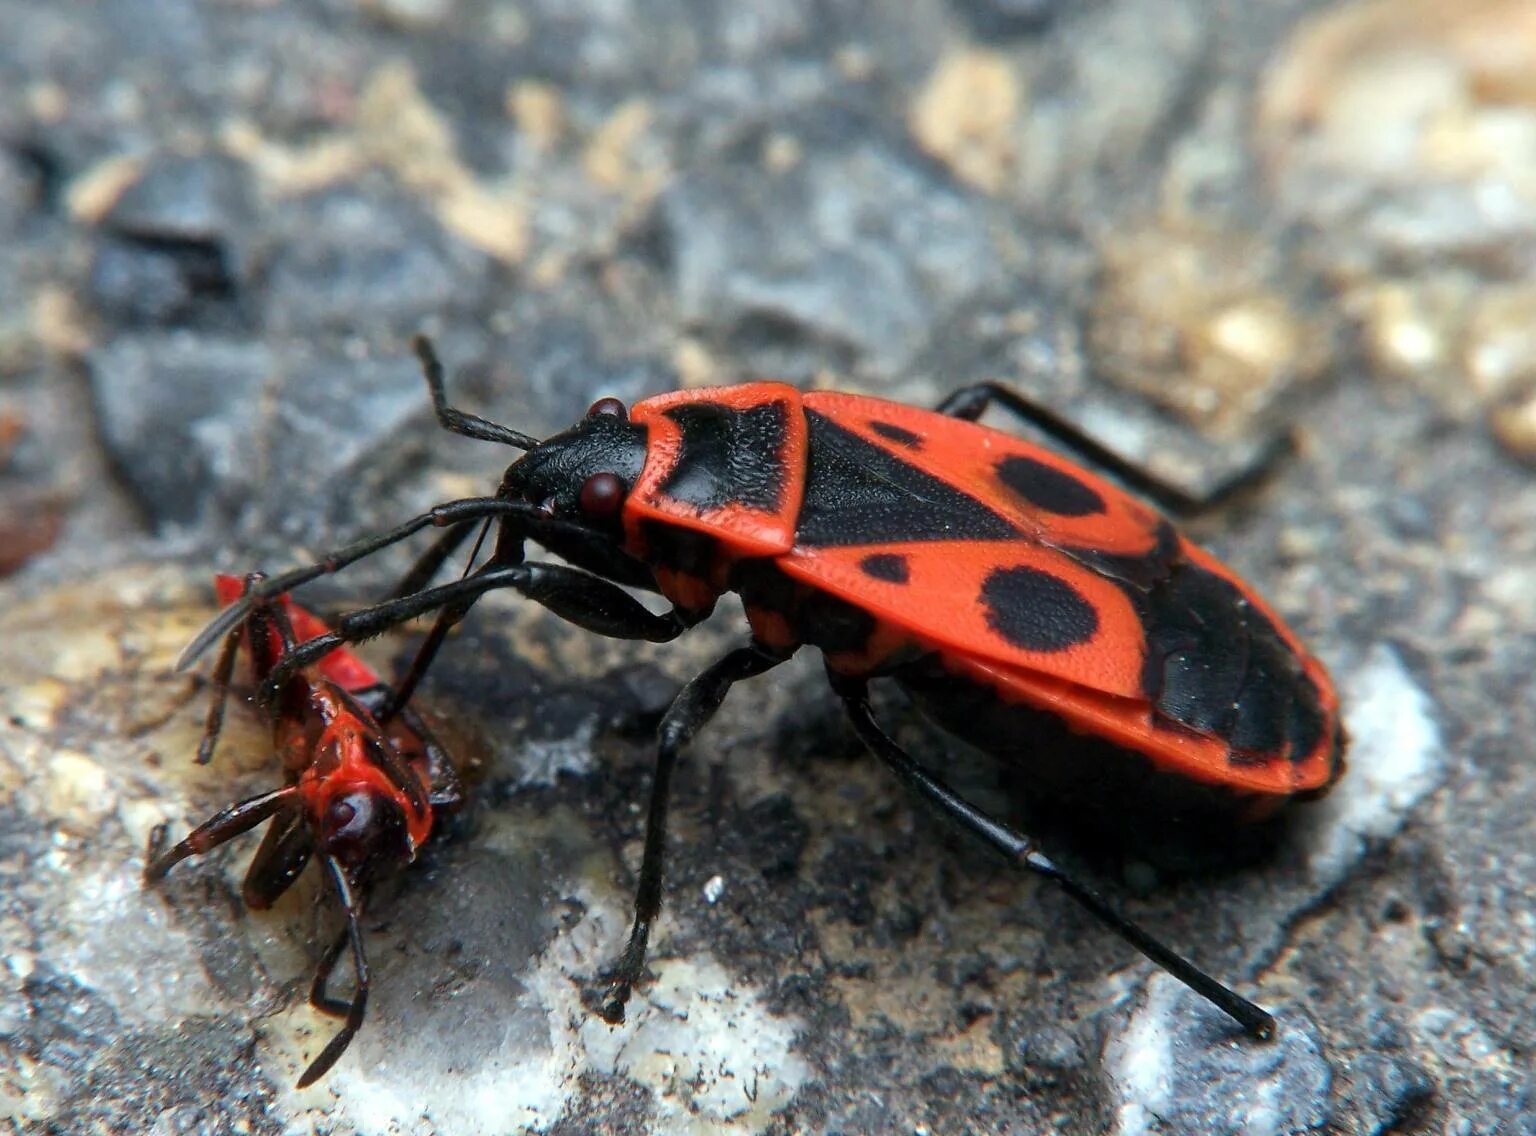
[148,575,461,1087]
[184,336,1346,1045]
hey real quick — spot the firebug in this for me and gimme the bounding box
[148,574,462,1086]
[181,337,1346,1041]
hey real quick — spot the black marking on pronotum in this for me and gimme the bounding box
[869,420,924,449]
[660,401,790,513]
[980,566,1099,652]
[859,553,911,584]
[997,455,1106,518]
[798,412,1017,547]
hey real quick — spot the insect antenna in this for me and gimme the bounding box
[412,334,538,450]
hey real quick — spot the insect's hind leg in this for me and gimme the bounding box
[937,382,1291,516]
[830,672,1275,1041]
[192,619,244,766]
[597,642,791,1025]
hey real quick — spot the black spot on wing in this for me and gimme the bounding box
[980,566,1099,652]
[997,455,1106,517]
[660,401,788,512]
[798,411,1017,546]
[869,420,923,449]
[858,553,910,583]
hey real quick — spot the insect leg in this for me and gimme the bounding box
[239,802,315,910]
[193,618,244,766]
[143,786,301,883]
[176,498,540,671]
[309,927,353,1018]
[257,562,696,708]
[295,858,371,1088]
[832,675,1276,1041]
[599,643,791,1024]
[389,518,482,600]
[936,382,1290,516]
[373,604,464,723]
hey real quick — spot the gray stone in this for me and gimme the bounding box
[1104,977,1333,1136]
[89,154,255,327]
[87,334,273,529]
[662,108,1008,377]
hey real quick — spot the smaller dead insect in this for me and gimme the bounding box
[146,574,462,1086]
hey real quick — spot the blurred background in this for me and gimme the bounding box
[1,1,1533,1133]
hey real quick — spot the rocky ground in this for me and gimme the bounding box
[2,1,1534,1133]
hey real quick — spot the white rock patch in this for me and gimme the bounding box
[303,886,809,1135]
[1303,644,1445,888]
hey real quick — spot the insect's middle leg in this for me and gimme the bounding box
[598,642,791,1024]
[309,927,353,1019]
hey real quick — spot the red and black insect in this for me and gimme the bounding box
[183,337,1346,1040]
[148,574,462,1086]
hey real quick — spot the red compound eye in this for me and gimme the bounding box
[578,472,626,520]
[587,397,626,419]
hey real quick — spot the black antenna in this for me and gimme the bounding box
[412,335,539,451]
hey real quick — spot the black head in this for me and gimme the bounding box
[318,787,410,875]
[498,398,647,532]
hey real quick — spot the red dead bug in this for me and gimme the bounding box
[181,336,1346,1040]
[147,574,462,1087]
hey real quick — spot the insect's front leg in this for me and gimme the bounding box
[257,561,700,710]
[143,786,300,884]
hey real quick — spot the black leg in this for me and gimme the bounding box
[257,561,695,710]
[194,570,287,765]
[599,643,791,1024]
[377,514,494,722]
[193,622,243,766]
[833,676,1275,1041]
[295,857,370,1088]
[374,603,465,724]
[937,382,1291,517]
[143,786,300,883]
[389,518,483,601]
[239,801,315,911]
[176,497,544,671]
[309,927,353,1018]
[412,334,539,450]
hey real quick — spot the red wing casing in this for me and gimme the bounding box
[778,392,1342,797]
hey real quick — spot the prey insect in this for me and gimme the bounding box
[148,574,462,1086]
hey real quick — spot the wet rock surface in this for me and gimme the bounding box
[1,1,1533,1134]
